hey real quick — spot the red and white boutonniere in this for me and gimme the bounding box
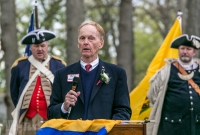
[96,66,111,85]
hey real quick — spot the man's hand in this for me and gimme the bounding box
[63,90,81,111]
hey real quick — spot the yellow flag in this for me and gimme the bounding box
[130,16,182,120]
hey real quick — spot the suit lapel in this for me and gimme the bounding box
[90,60,104,102]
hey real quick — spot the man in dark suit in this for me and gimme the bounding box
[48,20,132,120]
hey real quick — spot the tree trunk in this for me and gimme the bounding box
[66,0,84,64]
[185,0,200,36]
[118,0,134,92]
[1,0,18,125]
[185,0,200,57]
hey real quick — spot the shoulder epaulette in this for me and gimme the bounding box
[51,55,67,66]
[11,56,28,69]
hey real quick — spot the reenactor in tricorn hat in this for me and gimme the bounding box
[9,29,66,135]
[147,34,200,135]
[171,34,200,49]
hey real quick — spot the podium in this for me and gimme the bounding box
[108,123,146,135]
[38,120,147,135]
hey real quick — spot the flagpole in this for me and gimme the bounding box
[177,10,183,17]
[35,0,39,29]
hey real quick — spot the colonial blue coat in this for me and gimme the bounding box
[147,58,200,135]
[48,59,132,120]
[158,64,200,135]
[10,56,66,120]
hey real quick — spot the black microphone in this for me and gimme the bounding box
[72,77,79,91]
[67,77,79,119]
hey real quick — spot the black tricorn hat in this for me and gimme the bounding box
[170,34,200,49]
[21,29,56,44]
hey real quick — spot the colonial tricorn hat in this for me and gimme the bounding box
[21,29,56,44]
[170,34,200,49]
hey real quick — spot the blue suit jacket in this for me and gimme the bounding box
[48,59,132,120]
